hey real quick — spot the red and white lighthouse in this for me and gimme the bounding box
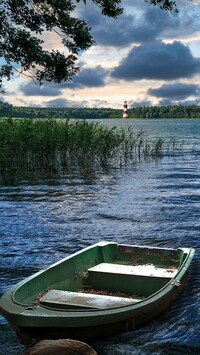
[123,100,128,119]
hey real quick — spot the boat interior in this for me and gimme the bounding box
[12,242,188,310]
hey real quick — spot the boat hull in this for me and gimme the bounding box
[0,242,194,344]
[14,275,187,343]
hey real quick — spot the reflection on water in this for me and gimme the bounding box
[0,120,200,354]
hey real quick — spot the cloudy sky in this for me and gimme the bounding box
[2,0,200,109]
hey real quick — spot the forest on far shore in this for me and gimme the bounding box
[1,101,200,119]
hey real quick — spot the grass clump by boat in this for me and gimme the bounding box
[0,118,166,176]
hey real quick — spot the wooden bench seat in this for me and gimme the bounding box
[39,290,139,310]
[88,263,178,278]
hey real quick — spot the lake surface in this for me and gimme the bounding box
[0,119,199,354]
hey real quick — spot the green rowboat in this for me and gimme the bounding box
[0,242,195,344]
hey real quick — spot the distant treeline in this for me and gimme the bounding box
[1,101,200,119]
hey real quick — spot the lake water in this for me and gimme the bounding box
[0,119,199,354]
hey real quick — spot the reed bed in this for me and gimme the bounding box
[0,118,170,175]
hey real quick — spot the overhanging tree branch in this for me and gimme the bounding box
[0,0,178,93]
[145,0,178,12]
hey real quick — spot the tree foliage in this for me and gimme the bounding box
[1,100,200,119]
[0,0,177,92]
[145,1,178,12]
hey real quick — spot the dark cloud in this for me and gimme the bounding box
[78,2,174,46]
[44,98,84,108]
[77,0,199,47]
[157,98,173,106]
[43,98,111,108]
[129,99,152,107]
[19,65,108,96]
[20,81,62,96]
[60,66,108,89]
[112,41,200,81]
[148,83,200,100]
[158,98,200,106]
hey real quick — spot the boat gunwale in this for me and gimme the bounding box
[0,243,195,338]
[8,243,195,313]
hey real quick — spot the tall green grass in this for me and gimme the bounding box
[0,118,166,175]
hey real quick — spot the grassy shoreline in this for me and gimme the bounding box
[0,118,167,176]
